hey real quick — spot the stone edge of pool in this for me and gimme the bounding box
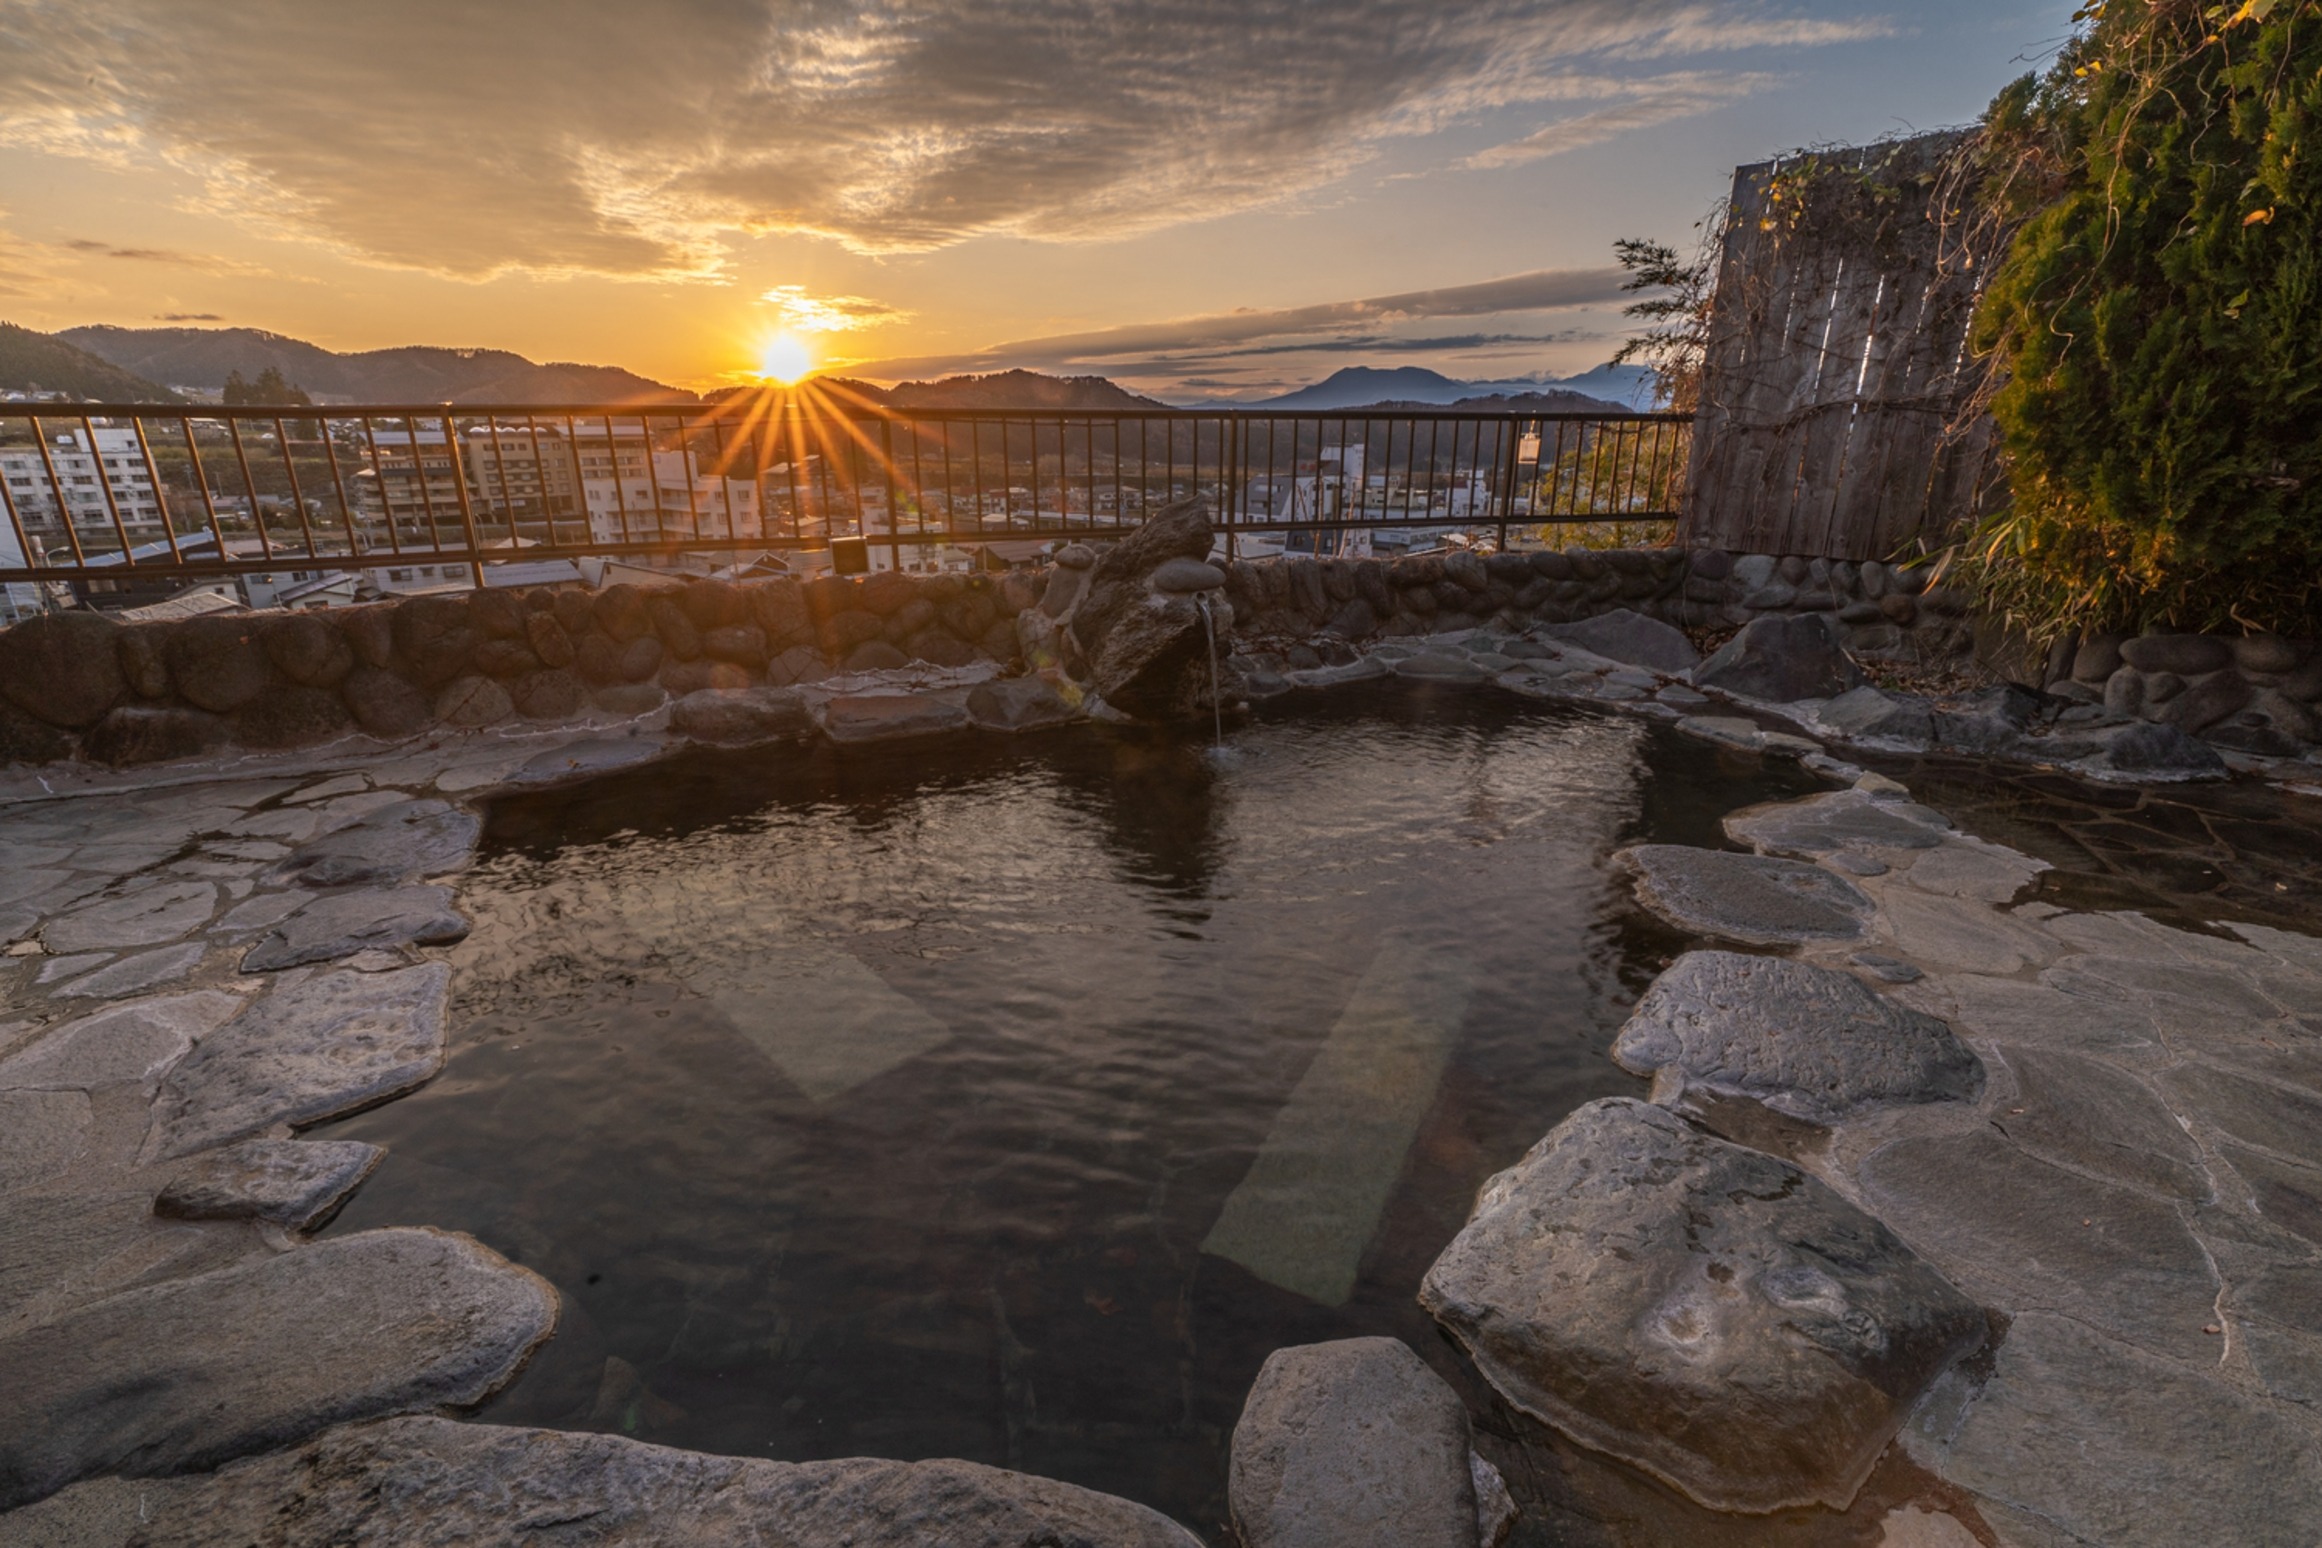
[0,632,2319,1545]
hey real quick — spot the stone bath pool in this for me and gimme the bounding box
[310,681,1820,1539]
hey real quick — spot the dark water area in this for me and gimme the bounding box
[1872,754,2322,938]
[317,680,1823,1538]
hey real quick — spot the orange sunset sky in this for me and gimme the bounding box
[0,2,2074,399]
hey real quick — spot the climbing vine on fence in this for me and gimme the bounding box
[1969,0,2322,636]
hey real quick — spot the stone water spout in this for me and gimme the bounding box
[1016,495,1244,723]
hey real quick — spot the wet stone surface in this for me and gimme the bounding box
[1620,843,1876,945]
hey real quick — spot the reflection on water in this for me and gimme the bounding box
[317,681,1820,1540]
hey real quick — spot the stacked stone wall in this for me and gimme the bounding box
[0,569,1041,769]
[4,547,2316,766]
[1216,547,1979,666]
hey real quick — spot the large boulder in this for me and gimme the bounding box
[1420,1099,1985,1514]
[0,1231,554,1512]
[163,619,279,714]
[1612,951,1984,1123]
[37,1414,1206,1547]
[1694,614,1864,702]
[1230,1338,1487,1548]
[1090,590,1233,720]
[146,963,452,1159]
[0,610,125,728]
[1544,608,1699,673]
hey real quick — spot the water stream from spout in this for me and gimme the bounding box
[1196,593,1223,750]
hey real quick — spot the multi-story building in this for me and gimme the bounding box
[0,427,168,554]
[570,422,759,547]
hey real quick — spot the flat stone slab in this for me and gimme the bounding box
[670,688,811,746]
[1908,1312,2322,1548]
[48,941,209,999]
[1620,844,1874,946]
[821,693,971,744]
[0,1228,555,1512]
[271,799,481,888]
[42,880,217,955]
[1420,1098,1983,1514]
[1391,653,1489,683]
[1861,1129,2218,1359]
[147,963,451,1160]
[1725,789,1950,859]
[1995,1045,2211,1200]
[153,1138,385,1229]
[1230,1337,1480,1548]
[239,886,469,972]
[53,1413,1205,1547]
[965,677,1079,733]
[1613,951,1983,1124]
[0,1089,90,1191]
[504,736,673,787]
[0,991,242,1095]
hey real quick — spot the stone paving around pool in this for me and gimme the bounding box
[2,623,2320,1545]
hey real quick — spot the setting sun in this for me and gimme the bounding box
[759,333,815,385]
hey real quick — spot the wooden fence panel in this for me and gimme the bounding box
[1682,133,2009,560]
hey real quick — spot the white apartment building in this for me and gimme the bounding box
[571,424,759,546]
[0,428,168,551]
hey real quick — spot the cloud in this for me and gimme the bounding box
[60,238,274,276]
[0,1,1887,277]
[761,284,910,333]
[1463,74,1775,167]
[852,267,1629,379]
[156,312,225,322]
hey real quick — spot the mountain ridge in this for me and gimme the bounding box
[57,325,692,405]
[0,323,180,402]
[1225,363,1654,411]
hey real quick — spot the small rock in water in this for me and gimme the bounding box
[1230,1337,1484,1548]
[1620,844,1874,945]
[1612,950,1982,1123]
[154,1137,384,1228]
[1420,1098,1984,1514]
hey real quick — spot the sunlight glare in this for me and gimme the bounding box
[760,333,815,385]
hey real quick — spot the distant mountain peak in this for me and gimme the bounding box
[55,324,691,405]
[1231,362,1655,412]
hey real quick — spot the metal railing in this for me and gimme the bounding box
[0,398,1689,608]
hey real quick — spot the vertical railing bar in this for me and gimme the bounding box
[79,413,139,562]
[273,414,321,562]
[485,418,512,546]
[879,416,901,571]
[602,415,634,548]
[319,415,362,561]
[29,419,89,566]
[709,414,737,545]
[226,416,275,563]
[0,417,45,588]
[439,412,489,588]
[402,415,447,553]
[358,416,407,555]
[130,414,187,567]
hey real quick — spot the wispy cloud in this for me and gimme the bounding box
[1463,74,1776,167]
[848,267,1628,385]
[60,238,273,275]
[0,1,1889,278]
[761,284,911,334]
[156,311,225,322]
